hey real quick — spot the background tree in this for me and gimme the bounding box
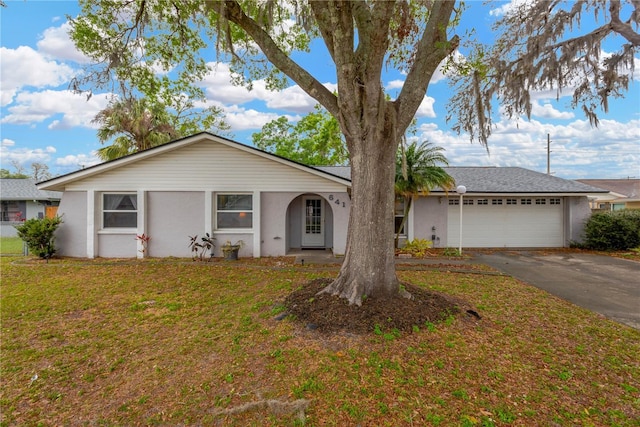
[1,162,52,180]
[93,95,229,161]
[395,141,454,247]
[0,169,29,179]
[31,163,52,182]
[93,98,178,161]
[448,0,639,145]
[252,105,348,166]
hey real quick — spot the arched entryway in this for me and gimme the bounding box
[286,193,334,252]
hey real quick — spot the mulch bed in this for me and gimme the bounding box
[283,278,479,334]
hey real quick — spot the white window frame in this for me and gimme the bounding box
[395,196,407,236]
[215,193,253,230]
[102,192,137,230]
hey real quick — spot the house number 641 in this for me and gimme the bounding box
[328,194,346,208]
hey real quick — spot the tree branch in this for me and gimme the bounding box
[222,1,338,115]
[397,0,458,133]
[609,0,640,45]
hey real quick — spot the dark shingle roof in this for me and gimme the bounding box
[442,167,607,193]
[315,166,609,194]
[1,179,62,201]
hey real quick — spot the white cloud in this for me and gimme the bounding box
[0,144,57,166]
[386,80,404,90]
[0,46,76,106]
[201,63,270,105]
[416,116,640,179]
[415,96,436,118]
[200,62,336,114]
[37,22,91,64]
[55,153,101,170]
[264,84,317,113]
[531,102,575,120]
[222,105,288,131]
[1,90,111,128]
[488,0,528,17]
[2,139,15,147]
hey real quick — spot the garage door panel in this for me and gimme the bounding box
[447,198,563,248]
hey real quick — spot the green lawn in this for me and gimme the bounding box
[1,257,639,426]
[0,237,24,255]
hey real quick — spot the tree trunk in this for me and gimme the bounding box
[321,104,402,306]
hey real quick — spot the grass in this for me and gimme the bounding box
[1,256,639,426]
[0,237,24,255]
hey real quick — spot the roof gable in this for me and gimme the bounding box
[38,133,350,192]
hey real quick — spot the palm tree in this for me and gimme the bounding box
[395,141,455,247]
[93,98,178,161]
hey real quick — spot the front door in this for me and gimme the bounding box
[301,196,325,247]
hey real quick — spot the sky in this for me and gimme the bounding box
[1,0,639,180]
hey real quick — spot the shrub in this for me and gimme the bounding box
[15,216,63,259]
[584,210,640,250]
[398,239,433,257]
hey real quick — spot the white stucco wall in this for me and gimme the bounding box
[147,191,204,257]
[262,192,293,256]
[54,192,88,257]
[568,196,593,244]
[411,196,448,247]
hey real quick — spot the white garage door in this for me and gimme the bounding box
[447,197,564,248]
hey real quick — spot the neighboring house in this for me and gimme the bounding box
[38,132,607,258]
[575,179,640,211]
[1,178,62,237]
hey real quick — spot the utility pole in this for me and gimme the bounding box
[547,134,551,175]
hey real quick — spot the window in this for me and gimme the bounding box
[1,200,24,222]
[521,198,532,205]
[477,199,488,205]
[448,199,459,205]
[550,198,561,205]
[492,199,503,205]
[395,197,406,235]
[103,193,137,228]
[463,199,474,205]
[216,194,253,229]
[535,198,546,205]
[506,199,517,205]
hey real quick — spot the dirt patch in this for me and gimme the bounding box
[283,278,477,334]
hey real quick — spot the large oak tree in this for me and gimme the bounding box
[70,0,638,305]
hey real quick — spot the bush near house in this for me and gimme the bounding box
[584,210,640,250]
[14,216,63,259]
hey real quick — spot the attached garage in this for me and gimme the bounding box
[446,196,564,248]
[423,167,608,249]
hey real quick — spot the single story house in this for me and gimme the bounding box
[1,178,62,237]
[575,179,640,211]
[37,132,607,258]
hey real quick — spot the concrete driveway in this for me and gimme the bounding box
[473,251,640,330]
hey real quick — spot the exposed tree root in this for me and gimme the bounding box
[211,398,310,422]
